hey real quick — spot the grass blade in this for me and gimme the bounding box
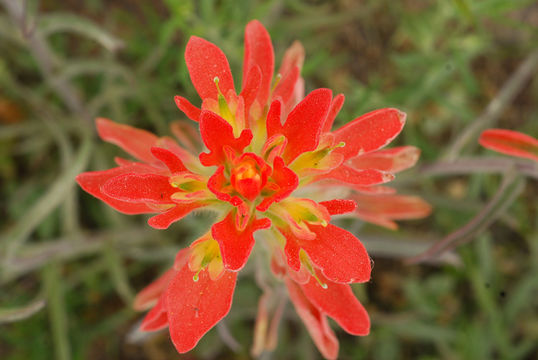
[43,264,71,360]
[1,133,93,268]
[0,297,46,324]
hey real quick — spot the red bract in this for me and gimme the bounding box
[351,193,432,230]
[77,20,430,359]
[479,128,538,162]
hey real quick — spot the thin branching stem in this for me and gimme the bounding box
[445,49,538,160]
[0,297,46,324]
[0,0,91,121]
[407,171,525,264]
[421,156,538,179]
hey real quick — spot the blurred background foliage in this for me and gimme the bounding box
[0,0,537,359]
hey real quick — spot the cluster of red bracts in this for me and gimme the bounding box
[76,20,431,359]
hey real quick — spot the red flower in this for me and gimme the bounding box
[77,20,428,358]
[479,128,538,162]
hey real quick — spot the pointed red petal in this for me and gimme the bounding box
[269,249,287,279]
[166,263,237,353]
[134,268,176,311]
[333,108,406,160]
[354,193,432,219]
[207,166,232,202]
[150,147,187,173]
[322,94,345,133]
[317,179,397,195]
[281,228,301,272]
[198,111,253,167]
[156,136,197,167]
[280,222,371,284]
[239,65,262,114]
[479,129,538,161]
[266,99,283,139]
[301,274,370,336]
[174,96,202,121]
[212,212,271,271]
[286,279,339,360]
[358,216,398,230]
[102,173,177,203]
[148,202,206,230]
[280,223,371,284]
[355,185,396,195]
[170,121,202,154]
[114,157,135,167]
[281,48,305,115]
[277,41,305,81]
[185,36,235,100]
[76,165,159,214]
[350,146,420,173]
[288,263,311,285]
[319,166,394,186]
[135,250,190,312]
[306,224,371,283]
[206,166,243,209]
[273,65,300,106]
[174,247,191,270]
[140,293,169,332]
[352,193,432,230]
[291,78,305,111]
[256,157,299,212]
[281,88,333,163]
[96,118,158,164]
[243,20,274,106]
[319,199,357,215]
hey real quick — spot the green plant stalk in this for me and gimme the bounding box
[37,101,79,236]
[0,297,45,324]
[0,0,91,121]
[103,240,135,305]
[445,49,538,160]
[43,264,71,360]
[420,157,538,180]
[0,132,93,269]
[408,171,525,263]
[1,227,156,284]
[469,266,512,359]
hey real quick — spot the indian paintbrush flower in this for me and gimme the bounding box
[76,20,428,359]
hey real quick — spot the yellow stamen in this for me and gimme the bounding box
[189,233,225,281]
[271,73,282,92]
[193,268,202,282]
[314,274,328,289]
[274,198,331,228]
[214,77,235,128]
[290,140,346,178]
[299,250,327,289]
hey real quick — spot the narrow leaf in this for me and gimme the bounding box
[0,298,45,324]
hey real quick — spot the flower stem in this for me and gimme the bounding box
[420,156,538,179]
[445,49,538,160]
[43,263,71,360]
[407,171,525,264]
